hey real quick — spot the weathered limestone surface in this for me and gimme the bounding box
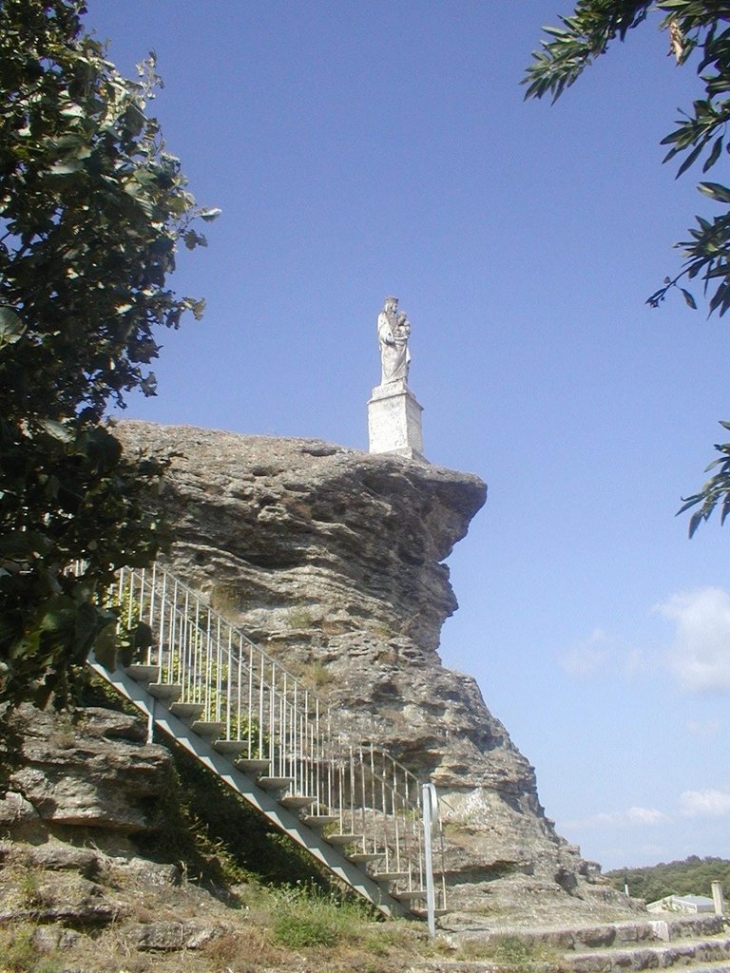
[0,704,172,835]
[115,420,632,918]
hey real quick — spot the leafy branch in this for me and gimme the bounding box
[677,422,730,535]
[524,1,730,534]
[0,1,218,704]
[524,0,730,316]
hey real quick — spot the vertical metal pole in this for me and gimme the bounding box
[359,749,367,850]
[282,671,288,782]
[247,642,254,758]
[314,695,321,808]
[269,662,276,772]
[422,783,437,938]
[146,697,156,744]
[348,746,356,838]
[257,655,265,761]
[125,568,134,631]
[157,569,166,679]
[236,634,243,742]
[224,622,230,723]
[171,579,181,691]
[149,564,157,665]
[380,751,389,870]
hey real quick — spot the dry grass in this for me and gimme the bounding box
[0,857,436,973]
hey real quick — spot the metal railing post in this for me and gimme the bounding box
[422,782,438,937]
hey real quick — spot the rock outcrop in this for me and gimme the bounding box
[114,420,630,920]
[0,704,172,840]
[0,694,710,973]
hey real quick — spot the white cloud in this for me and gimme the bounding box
[686,718,723,739]
[626,806,669,826]
[558,630,652,682]
[655,587,730,693]
[679,789,730,818]
[559,629,610,677]
[568,806,670,830]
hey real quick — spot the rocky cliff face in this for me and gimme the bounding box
[0,704,259,967]
[0,705,171,839]
[115,420,629,920]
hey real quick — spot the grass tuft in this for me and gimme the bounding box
[270,883,369,949]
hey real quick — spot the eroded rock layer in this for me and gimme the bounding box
[116,421,629,917]
[0,704,172,840]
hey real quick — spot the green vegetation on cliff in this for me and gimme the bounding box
[0,0,216,706]
[605,856,730,902]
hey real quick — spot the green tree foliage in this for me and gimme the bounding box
[523,1,730,533]
[0,0,218,704]
[605,855,730,902]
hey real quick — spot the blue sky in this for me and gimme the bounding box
[84,1,730,874]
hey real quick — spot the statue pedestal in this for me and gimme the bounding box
[368,380,425,461]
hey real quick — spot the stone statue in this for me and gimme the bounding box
[377,296,411,384]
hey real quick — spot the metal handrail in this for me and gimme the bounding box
[108,563,447,909]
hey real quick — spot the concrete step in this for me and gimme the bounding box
[189,720,226,739]
[372,870,409,883]
[125,664,160,684]
[147,682,182,701]
[661,915,725,941]
[565,936,730,973]
[279,794,316,810]
[213,739,249,756]
[303,814,340,828]
[326,833,363,847]
[257,776,293,791]
[348,852,381,864]
[169,701,205,721]
[679,965,730,973]
[412,906,448,920]
[442,914,730,973]
[392,889,427,902]
[461,914,726,952]
[235,758,270,775]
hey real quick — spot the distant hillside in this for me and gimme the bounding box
[605,856,730,903]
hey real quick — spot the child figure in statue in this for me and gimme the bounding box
[377,296,411,384]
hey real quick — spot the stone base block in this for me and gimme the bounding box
[368,380,425,461]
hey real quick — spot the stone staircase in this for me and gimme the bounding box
[89,563,447,921]
[560,915,730,973]
[441,914,730,972]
